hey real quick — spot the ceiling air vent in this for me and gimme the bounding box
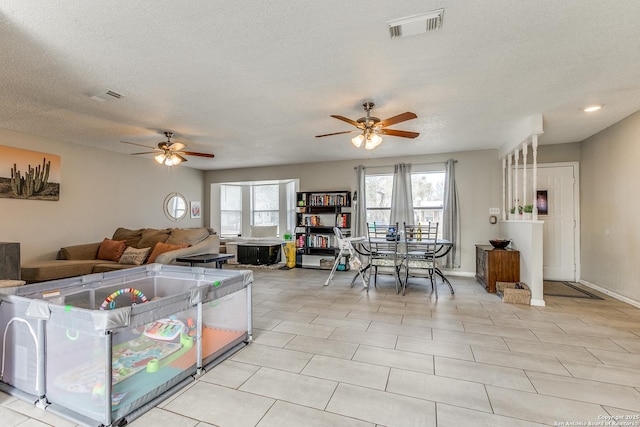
[86,89,124,102]
[387,9,444,39]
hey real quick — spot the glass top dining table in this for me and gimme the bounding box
[350,237,455,295]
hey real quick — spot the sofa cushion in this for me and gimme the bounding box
[147,242,188,263]
[118,246,151,265]
[112,227,143,248]
[166,228,209,246]
[59,242,101,260]
[97,238,126,261]
[22,260,106,282]
[137,228,170,249]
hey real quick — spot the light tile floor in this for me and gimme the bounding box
[2,268,640,426]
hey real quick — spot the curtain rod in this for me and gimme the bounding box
[354,160,456,170]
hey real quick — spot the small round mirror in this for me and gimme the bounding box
[164,192,187,221]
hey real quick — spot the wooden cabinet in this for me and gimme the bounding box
[475,245,520,293]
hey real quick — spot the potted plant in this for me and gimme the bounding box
[523,204,534,220]
[509,207,516,220]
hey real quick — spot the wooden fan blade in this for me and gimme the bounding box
[315,130,359,138]
[181,151,215,158]
[174,153,188,162]
[131,151,158,155]
[168,142,185,151]
[378,128,420,139]
[377,112,417,128]
[330,115,362,128]
[121,140,156,150]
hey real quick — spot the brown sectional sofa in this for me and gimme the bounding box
[21,227,220,283]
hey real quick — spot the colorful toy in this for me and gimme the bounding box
[65,329,79,341]
[91,382,105,400]
[100,288,148,310]
[183,318,196,337]
[143,318,184,341]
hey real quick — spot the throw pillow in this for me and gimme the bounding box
[166,228,209,246]
[147,242,188,264]
[97,238,127,262]
[137,228,170,249]
[118,246,151,265]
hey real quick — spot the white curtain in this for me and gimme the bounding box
[389,163,413,228]
[442,159,460,268]
[354,165,367,237]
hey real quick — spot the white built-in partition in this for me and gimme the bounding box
[499,118,544,306]
[504,135,540,219]
[501,220,544,305]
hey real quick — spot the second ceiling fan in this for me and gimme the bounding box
[315,102,419,150]
[121,132,215,166]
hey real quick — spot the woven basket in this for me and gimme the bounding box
[496,281,531,305]
[319,258,335,270]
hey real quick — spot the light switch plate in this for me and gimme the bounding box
[489,207,500,215]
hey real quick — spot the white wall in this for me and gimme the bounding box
[0,128,205,263]
[2,122,599,286]
[580,110,640,303]
[206,149,504,275]
[500,220,545,306]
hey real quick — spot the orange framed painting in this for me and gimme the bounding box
[0,145,60,201]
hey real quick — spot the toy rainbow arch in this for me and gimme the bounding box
[100,288,148,310]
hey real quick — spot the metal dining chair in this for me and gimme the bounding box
[366,222,402,294]
[402,222,440,298]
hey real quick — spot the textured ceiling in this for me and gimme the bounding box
[1,1,640,170]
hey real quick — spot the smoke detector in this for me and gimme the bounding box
[86,89,124,102]
[387,9,444,39]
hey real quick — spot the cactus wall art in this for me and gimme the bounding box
[0,145,60,200]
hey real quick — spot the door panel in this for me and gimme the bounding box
[536,165,576,280]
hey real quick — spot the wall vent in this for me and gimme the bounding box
[86,89,124,102]
[387,9,444,39]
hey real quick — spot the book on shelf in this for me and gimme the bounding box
[307,193,348,207]
[335,213,347,228]
[301,215,322,226]
[307,234,331,248]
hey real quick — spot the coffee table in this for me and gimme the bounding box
[175,253,235,269]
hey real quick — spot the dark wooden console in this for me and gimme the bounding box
[475,245,520,293]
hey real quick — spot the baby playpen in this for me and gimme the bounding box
[0,264,252,426]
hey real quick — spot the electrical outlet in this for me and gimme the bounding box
[489,208,500,215]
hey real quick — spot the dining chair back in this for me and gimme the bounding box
[402,222,440,297]
[366,222,402,294]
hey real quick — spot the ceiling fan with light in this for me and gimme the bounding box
[315,102,419,150]
[121,132,215,166]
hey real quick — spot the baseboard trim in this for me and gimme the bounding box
[440,270,475,278]
[578,279,640,309]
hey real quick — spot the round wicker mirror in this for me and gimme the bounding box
[164,192,187,221]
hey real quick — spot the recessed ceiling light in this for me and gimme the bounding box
[583,104,603,112]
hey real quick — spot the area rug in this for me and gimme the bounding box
[543,280,603,299]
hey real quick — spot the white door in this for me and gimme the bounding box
[533,163,578,281]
